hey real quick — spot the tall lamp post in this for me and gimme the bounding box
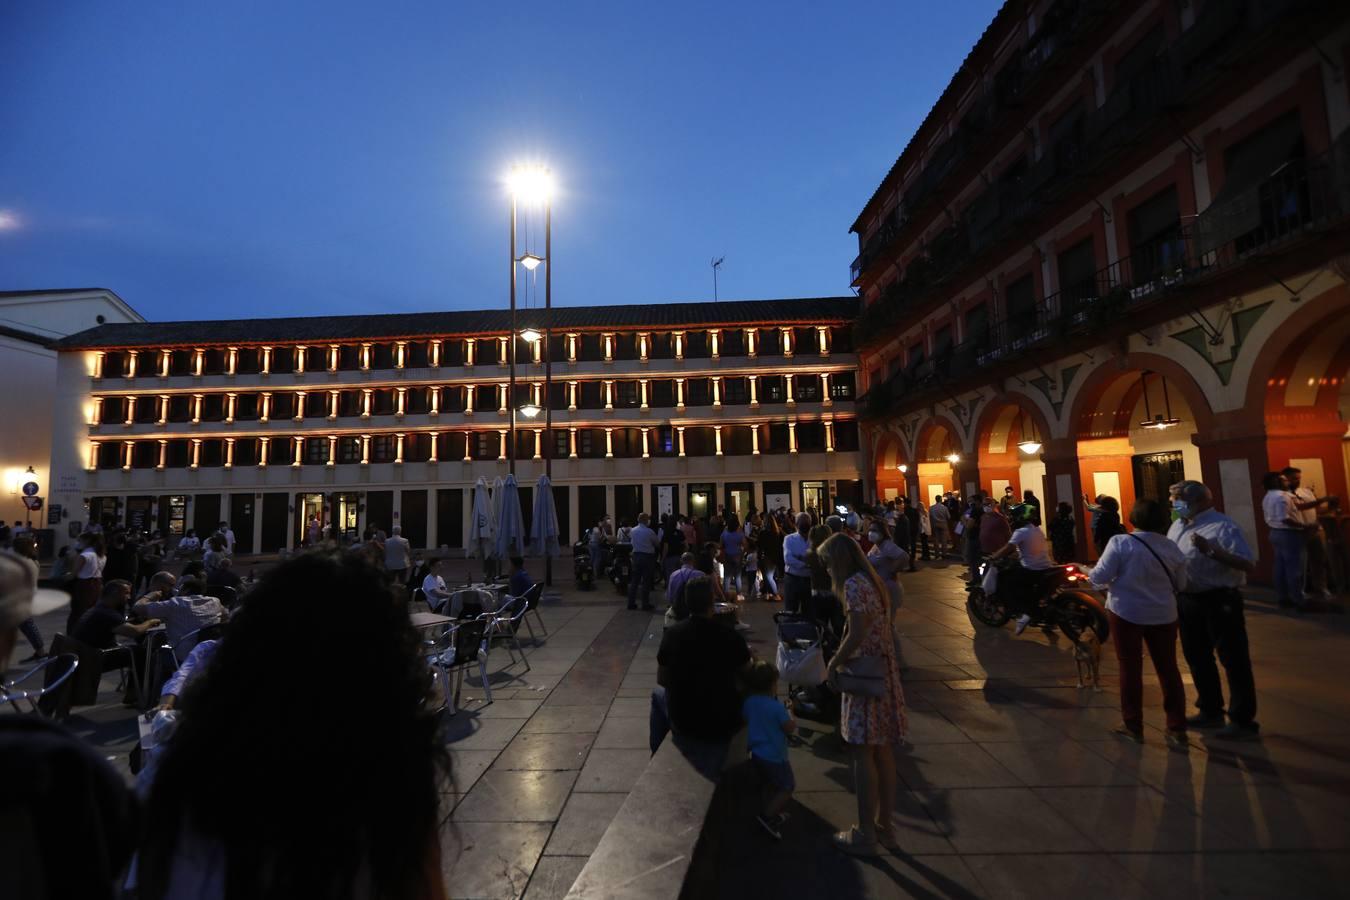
[508,165,554,584]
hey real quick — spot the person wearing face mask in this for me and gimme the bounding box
[1167,480,1260,740]
[782,513,814,615]
[865,519,907,614]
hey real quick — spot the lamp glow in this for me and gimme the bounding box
[1017,440,1043,454]
[946,453,961,465]
[898,464,908,474]
[507,166,554,203]
[517,253,545,272]
[518,403,542,419]
[519,328,542,343]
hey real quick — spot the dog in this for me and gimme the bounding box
[1073,631,1102,691]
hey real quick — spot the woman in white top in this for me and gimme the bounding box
[1090,498,1189,749]
[67,531,107,634]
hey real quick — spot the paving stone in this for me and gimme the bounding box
[978,740,1142,787]
[792,789,957,856]
[574,747,652,793]
[453,769,579,822]
[1034,785,1244,852]
[543,791,628,856]
[492,732,595,771]
[604,697,651,717]
[444,749,501,793]
[895,741,1022,790]
[522,855,588,900]
[471,698,546,719]
[917,787,1096,854]
[443,716,529,751]
[592,714,651,749]
[438,820,550,899]
[521,705,607,734]
[963,852,1148,899]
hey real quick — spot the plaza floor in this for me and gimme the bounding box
[10,560,1350,899]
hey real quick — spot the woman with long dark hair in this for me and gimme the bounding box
[138,554,449,900]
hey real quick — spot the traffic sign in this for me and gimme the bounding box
[22,496,44,511]
[22,481,39,497]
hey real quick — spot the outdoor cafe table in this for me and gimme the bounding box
[410,611,453,631]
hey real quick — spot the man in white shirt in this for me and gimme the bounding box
[1169,479,1260,739]
[1261,471,1307,610]
[988,505,1055,634]
[217,521,236,555]
[421,559,452,613]
[384,525,413,586]
[627,514,660,611]
[1282,466,1335,602]
[929,496,951,558]
[781,513,813,615]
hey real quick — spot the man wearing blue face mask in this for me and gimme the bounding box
[1166,480,1260,740]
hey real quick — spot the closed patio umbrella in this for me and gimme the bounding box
[531,474,560,558]
[468,476,495,563]
[495,474,525,561]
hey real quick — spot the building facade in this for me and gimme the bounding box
[851,0,1350,572]
[48,297,862,556]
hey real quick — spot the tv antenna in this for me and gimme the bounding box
[711,256,725,301]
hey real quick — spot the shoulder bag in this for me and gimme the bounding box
[1128,533,1178,595]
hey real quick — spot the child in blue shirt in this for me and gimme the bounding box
[742,658,797,839]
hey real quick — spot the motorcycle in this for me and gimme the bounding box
[966,557,1109,643]
[572,540,594,590]
[608,543,632,594]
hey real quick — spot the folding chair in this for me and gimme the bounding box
[425,617,491,715]
[204,584,238,610]
[479,595,531,670]
[3,654,80,715]
[520,583,547,641]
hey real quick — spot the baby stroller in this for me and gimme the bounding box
[773,612,838,723]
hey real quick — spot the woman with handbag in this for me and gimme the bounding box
[820,533,907,856]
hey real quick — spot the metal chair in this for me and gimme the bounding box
[520,582,547,641]
[449,588,494,619]
[479,595,531,670]
[3,654,80,715]
[204,584,238,610]
[424,617,491,715]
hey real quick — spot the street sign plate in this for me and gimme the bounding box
[22,496,44,511]
[22,481,39,496]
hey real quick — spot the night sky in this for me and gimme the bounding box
[1,1,1000,321]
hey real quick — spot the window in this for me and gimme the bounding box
[133,397,158,424]
[202,394,226,422]
[102,351,126,378]
[724,376,748,405]
[765,423,790,454]
[371,435,396,463]
[303,347,326,372]
[648,333,674,360]
[724,426,753,456]
[406,388,430,415]
[235,348,261,374]
[372,389,396,416]
[794,374,821,402]
[168,350,193,376]
[338,345,362,370]
[686,378,710,407]
[304,392,328,418]
[131,443,158,469]
[612,333,638,361]
[578,334,604,362]
[611,428,641,458]
[1127,186,1182,279]
[797,421,826,453]
[441,386,465,414]
[835,420,860,452]
[234,438,260,467]
[270,393,295,419]
[654,426,676,457]
[303,438,328,465]
[474,432,497,460]
[932,324,954,358]
[407,342,430,368]
[199,439,225,467]
[165,440,190,468]
[761,375,786,404]
[579,382,603,410]
[554,430,570,459]
[683,426,713,456]
[440,340,464,367]
[793,327,816,355]
[964,303,990,349]
[338,437,362,463]
[1004,274,1037,339]
[616,381,639,408]
[168,395,193,423]
[685,331,708,358]
[830,372,856,400]
[578,428,601,458]
[720,329,745,357]
[338,391,362,417]
[236,394,260,420]
[759,328,782,355]
[650,380,675,408]
[404,433,431,462]
[831,326,853,354]
[202,350,226,375]
[101,396,128,424]
[371,343,395,369]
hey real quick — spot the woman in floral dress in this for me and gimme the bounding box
[821,533,907,855]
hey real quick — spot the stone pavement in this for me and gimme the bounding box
[712,563,1350,900]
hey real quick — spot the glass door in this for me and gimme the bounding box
[800,481,828,517]
[297,493,326,546]
[334,493,360,541]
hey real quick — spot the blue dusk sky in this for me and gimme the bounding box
[0,1,1000,321]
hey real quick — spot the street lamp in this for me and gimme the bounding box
[898,464,908,474]
[519,327,543,343]
[946,453,961,465]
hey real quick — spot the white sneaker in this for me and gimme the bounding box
[1014,614,1032,636]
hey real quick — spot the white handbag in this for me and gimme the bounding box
[776,641,827,686]
[981,565,999,594]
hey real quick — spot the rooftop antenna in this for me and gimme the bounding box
[711,256,725,301]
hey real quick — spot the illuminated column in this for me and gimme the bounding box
[604,381,613,411]
[429,431,439,462]
[430,387,441,415]
[749,375,759,406]
[639,379,649,410]
[396,342,407,368]
[94,351,105,379]
[292,436,303,467]
[361,389,372,418]
[157,439,167,470]
[641,427,650,458]
[747,329,757,358]
[260,392,272,422]
[498,337,508,365]
[294,346,306,373]
[710,330,720,359]
[361,435,371,465]
[639,333,649,361]
[160,350,171,377]
[328,391,338,420]
[497,429,507,460]
[225,393,237,422]
[568,382,577,411]
[193,349,204,376]
[821,373,832,407]
[818,326,829,355]
[191,438,203,469]
[126,351,138,378]
[326,436,336,466]
[605,427,614,458]
[751,425,760,455]
[158,395,168,424]
[785,375,795,406]
[462,432,472,462]
[788,421,798,453]
[191,394,203,424]
[531,383,542,408]
[92,397,103,425]
[361,343,372,370]
[430,340,442,367]
[712,377,722,407]
[465,385,476,415]
[825,420,836,452]
[328,345,338,372]
[569,427,578,459]
[533,429,542,460]
[88,442,98,470]
[226,437,237,468]
[673,332,684,360]
[566,334,577,362]
[294,391,306,421]
[603,334,613,362]
[531,338,541,364]
[261,347,272,375]
[396,387,407,417]
[465,338,476,367]
[123,441,134,470]
[497,384,508,415]
[782,328,793,357]
[395,433,405,464]
[124,396,136,425]
[714,425,723,456]
[676,378,686,409]
[259,437,270,467]
[677,426,686,457]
